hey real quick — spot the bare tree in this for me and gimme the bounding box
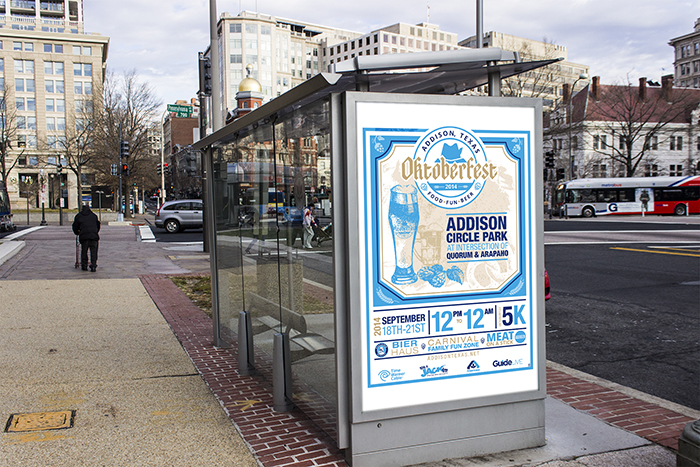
[93,70,162,215]
[0,86,24,186]
[584,78,700,177]
[50,82,103,208]
[501,37,561,101]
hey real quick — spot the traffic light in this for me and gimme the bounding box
[163,162,170,175]
[120,140,129,160]
[157,163,162,175]
[185,151,197,176]
[198,54,212,96]
[122,163,129,176]
[545,151,555,168]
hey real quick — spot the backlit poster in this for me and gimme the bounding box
[355,100,540,412]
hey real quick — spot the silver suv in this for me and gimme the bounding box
[155,199,203,233]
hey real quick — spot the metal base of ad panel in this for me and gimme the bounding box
[347,399,545,467]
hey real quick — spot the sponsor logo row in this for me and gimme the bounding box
[377,358,525,382]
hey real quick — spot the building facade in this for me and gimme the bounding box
[323,21,464,72]
[669,17,700,89]
[215,10,362,123]
[459,31,589,109]
[0,1,108,210]
[545,76,700,181]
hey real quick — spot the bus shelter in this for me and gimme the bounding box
[194,48,554,467]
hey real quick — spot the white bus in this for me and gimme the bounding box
[554,176,700,217]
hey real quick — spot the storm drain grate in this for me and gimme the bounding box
[4,410,75,433]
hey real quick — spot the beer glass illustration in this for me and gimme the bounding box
[389,184,419,284]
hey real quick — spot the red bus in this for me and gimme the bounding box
[554,176,700,217]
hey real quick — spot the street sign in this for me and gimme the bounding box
[167,104,192,118]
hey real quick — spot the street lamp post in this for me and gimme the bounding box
[95,190,104,223]
[160,109,168,209]
[39,170,47,226]
[567,73,590,180]
[57,164,63,226]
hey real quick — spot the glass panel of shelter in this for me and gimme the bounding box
[211,97,337,437]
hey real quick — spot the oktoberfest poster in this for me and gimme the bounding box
[355,100,540,412]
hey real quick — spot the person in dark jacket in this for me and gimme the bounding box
[72,205,101,271]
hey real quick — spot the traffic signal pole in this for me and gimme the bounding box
[118,125,123,221]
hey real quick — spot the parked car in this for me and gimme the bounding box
[155,199,203,233]
[545,269,551,301]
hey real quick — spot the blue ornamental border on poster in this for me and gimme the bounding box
[361,126,536,388]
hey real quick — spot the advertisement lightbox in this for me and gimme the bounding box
[345,94,544,415]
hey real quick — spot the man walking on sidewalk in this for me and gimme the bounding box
[72,204,100,271]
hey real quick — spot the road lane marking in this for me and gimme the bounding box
[610,247,700,258]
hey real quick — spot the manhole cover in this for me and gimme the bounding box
[5,410,75,432]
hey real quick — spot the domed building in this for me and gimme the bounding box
[227,64,264,123]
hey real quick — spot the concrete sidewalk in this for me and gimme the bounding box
[0,224,697,466]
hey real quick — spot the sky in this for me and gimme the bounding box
[83,0,697,112]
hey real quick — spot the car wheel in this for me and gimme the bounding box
[582,206,595,218]
[165,219,180,233]
[674,204,686,216]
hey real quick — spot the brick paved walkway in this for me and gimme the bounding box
[140,274,345,467]
[547,367,695,451]
[141,273,694,466]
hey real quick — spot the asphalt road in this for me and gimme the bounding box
[544,216,699,410]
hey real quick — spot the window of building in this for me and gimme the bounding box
[15,78,24,92]
[14,59,34,74]
[644,164,659,177]
[72,45,81,55]
[16,116,25,129]
[46,98,54,112]
[230,54,242,63]
[57,117,65,131]
[46,116,55,130]
[261,25,271,35]
[374,47,378,55]
[351,41,355,50]
[374,34,378,43]
[73,63,92,76]
[13,42,21,50]
[27,116,36,130]
[383,34,388,43]
[670,135,683,150]
[230,23,241,33]
[15,98,24,111]
[44,61,63,75]
[245,24,257,34]
[669,164,683,176]
[391,36,397,44]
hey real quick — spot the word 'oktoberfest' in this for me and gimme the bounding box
[401,157,498,181]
